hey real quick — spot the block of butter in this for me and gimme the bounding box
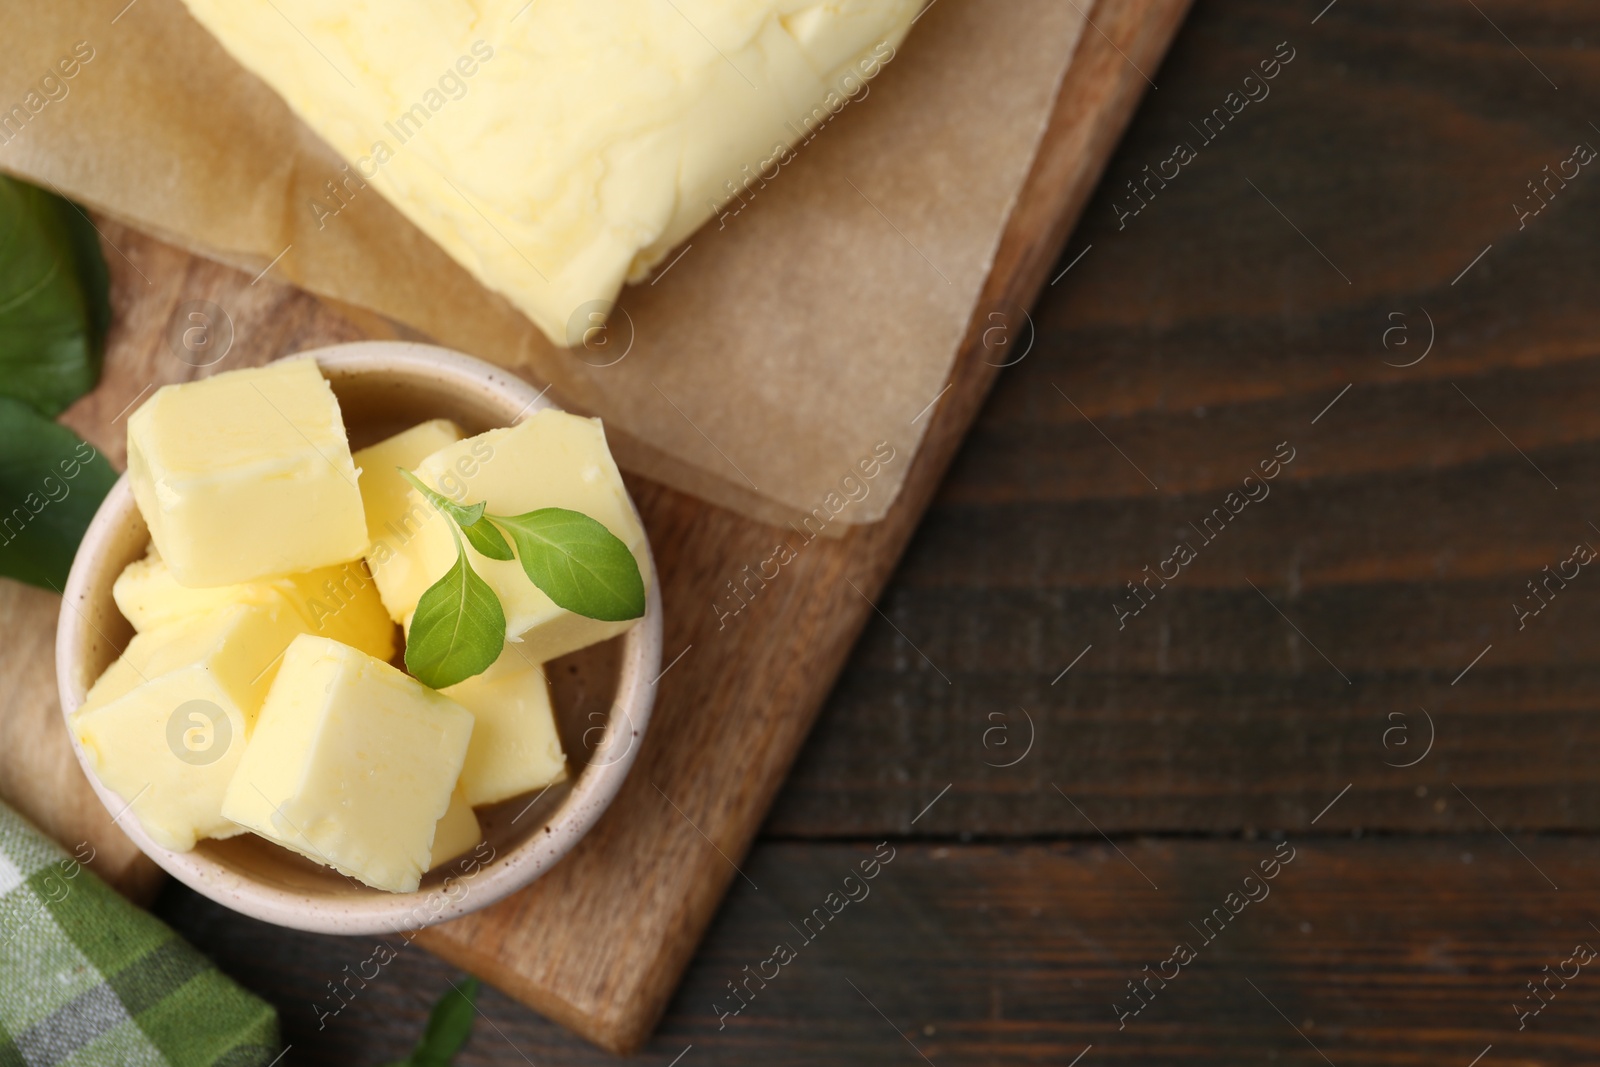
[127,359,368,587]
[222,635,474,893]
[173,0,921,345]
[443,646,567,807]
[114,548,396,662]
[72,601,308,851]
[428,790,482,871]
[352,419,465,624]
[394,409,650,663]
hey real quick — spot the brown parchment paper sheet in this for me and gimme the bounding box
[0,0,1083,526]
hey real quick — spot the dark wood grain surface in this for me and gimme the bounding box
[160,839,1597,1065]
[147,0,1600,1062]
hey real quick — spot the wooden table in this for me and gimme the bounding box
[145,0,1600,1062]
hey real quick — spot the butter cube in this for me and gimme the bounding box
[275,562,397,663]
[113,548,250,629]
[126,359,368,587]
[71,601,308,851]
[113,550,395,662]
[78,654,147,719]
[428,790,482,871]
[443,647,567,807]
[398,410,650,663]
[352,419,464,622]
[222,635,474,893]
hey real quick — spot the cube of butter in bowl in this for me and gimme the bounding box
[55,342,662,935]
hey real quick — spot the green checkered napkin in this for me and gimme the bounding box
[0,802,280,1066]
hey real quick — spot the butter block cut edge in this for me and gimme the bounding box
[170,0,924,346]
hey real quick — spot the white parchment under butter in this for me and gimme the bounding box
[0,0,1084,526]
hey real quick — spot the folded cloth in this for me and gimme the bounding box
[0,802,280,1066]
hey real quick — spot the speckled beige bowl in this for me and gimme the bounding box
[56,342,662,934]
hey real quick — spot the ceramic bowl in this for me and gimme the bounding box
[55,341,662,934]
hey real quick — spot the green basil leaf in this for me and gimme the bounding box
[57,191,111,347]
[404,536,504,689]
[0,177,109,417]
[397,467,511,559]
[0,398,116,590]
[489,508,645,622]
[458,516,513,561]
[386,977,479,1067]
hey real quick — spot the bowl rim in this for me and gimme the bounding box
[55,341,662,934]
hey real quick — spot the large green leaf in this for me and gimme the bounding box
[404,533,505,689]
[0,177,109,417]
[0,398,116,589]
[385,978,479,1067]
[490,507,645,622]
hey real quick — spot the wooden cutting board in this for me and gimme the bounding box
[0,0,1189,1051]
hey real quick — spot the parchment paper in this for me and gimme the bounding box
[1,0,1084,526]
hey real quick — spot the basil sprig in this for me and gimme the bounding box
[399,469,646,688]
